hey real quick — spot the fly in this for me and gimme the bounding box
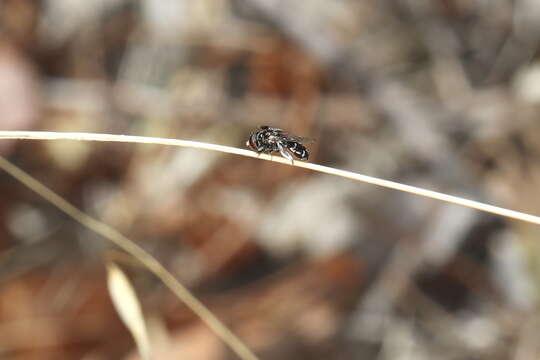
[246,125,313,162]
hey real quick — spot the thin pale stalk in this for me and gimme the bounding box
[0,155,259,360]
[0,130,539,225]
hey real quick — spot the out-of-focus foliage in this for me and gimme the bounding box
[1,0,540,359]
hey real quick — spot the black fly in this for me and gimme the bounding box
[246,126,313,162]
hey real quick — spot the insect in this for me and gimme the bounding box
[246,125,313,162]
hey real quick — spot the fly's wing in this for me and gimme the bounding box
[260,126,284,132]
[260,126,315,143]
[281,134,316,144]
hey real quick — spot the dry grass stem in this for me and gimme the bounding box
[1,130,539,225]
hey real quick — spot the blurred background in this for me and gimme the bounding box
[1,0,540,359]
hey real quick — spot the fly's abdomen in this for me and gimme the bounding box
[286,141,309,160]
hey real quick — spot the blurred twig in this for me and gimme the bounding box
[0,154,259,360]
[1,131,540,225]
